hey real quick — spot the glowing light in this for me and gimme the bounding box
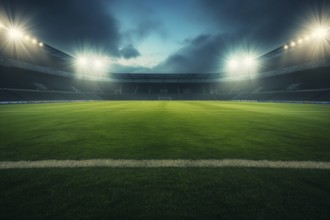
[226,52,259,79]
[298,38,303,44]
[76,55,107,70]
[312,27,328,39]
[77,57,88,66]
[284,45,289,50]
[290,41,296,47]
[39,42,44,47]
[25,35,31,41]
[8,28,24,40]
[32,38,37,44]
[244,56,255,67]
[74,45,110,79]
[94,59,104,69]
[228,59,239,70]
[304,35,311,41]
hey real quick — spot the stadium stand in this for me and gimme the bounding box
[1,60,330,102]
[1,18,330,103]
[1,31,330,103]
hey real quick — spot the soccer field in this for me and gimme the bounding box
[1,101,330,219]
[0,101,330,161]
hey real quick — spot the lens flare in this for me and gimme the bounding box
[8,27,24,40]
[226,52,259,79]
[312,27,328,39]
[77,57,87,66]
[228,59,239,70]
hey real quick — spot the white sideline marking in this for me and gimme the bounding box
[0,110,329,113]
[0,160,330,169]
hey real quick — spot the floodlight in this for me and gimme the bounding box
[312,27,328,39]
[8,28,23,40]
[228,59,239,69]
[244,56,255,66]
[94,59,104,69]
[77,57,87,66]
[225,52,259,78]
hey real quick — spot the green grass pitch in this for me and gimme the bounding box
[0,101,330,219]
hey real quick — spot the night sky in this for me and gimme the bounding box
[0,0,329,73]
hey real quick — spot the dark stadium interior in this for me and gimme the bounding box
[1,62,330,102]
[1,19,330,103]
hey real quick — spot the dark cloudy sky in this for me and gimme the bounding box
[0,0,329,73]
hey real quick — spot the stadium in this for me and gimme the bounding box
[1,0,330,219]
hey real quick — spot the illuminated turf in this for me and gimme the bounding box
[0,101,330,161]
[0,101,330,219]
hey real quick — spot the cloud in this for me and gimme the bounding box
[154,34,228,73]
[119,45,141,59]
[2,0,329,74]
[110,63,150,74]
[112,0,168,45]
[1,0,121,56]
[198,0,329,47]
[121,18,168,46]
[153,0,330,74]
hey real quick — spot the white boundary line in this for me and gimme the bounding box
[0,110,329,113]
[1,160,330,169]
